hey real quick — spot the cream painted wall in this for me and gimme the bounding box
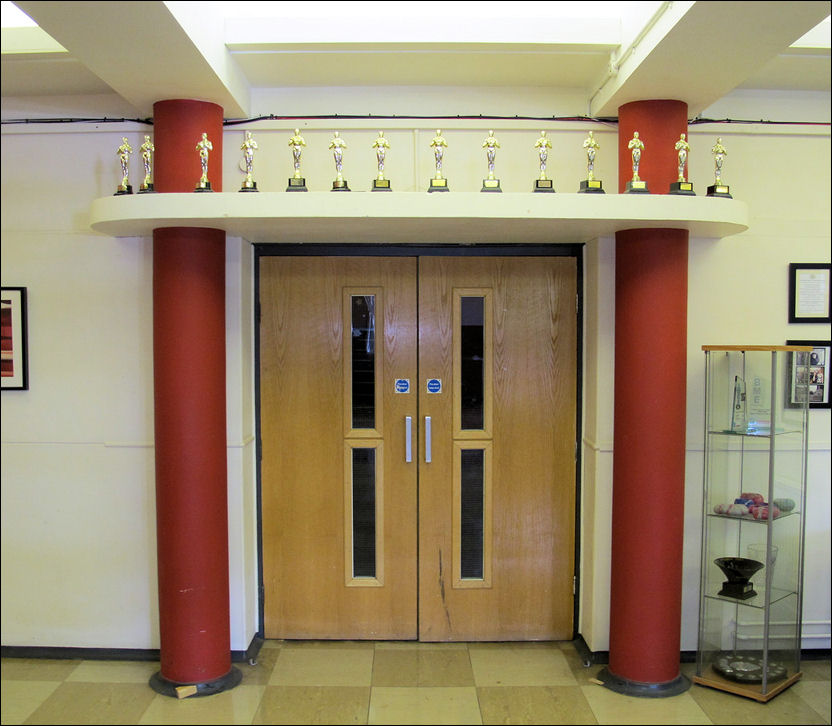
[1,86,829,656]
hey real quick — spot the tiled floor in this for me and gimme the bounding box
[1,641,829,725]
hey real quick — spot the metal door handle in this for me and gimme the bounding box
[405,416,412,463]
[425,416,432,463]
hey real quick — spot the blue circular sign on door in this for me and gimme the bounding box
[427,378,442,394]
[394,379,410,393]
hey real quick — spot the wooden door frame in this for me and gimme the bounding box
[253,243,584,641]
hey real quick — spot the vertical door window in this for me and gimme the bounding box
[344,289,383,438]
[454,290,492,438]
[453,443,492,587]
[344,442,384,586]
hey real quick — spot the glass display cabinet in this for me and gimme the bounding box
[695,346,811,702]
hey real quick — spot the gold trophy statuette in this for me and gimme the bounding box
[138,135,156,193]
[707,137,732,198]
[669,133,695,195]
[578,131,604,193]
[428,129,449,192]
[329,132,350,191]
[371,131,391,191]
[625,131,649,193]
[481,130,502,192]
[287,128,308,191]
[115,137,133,195]
[533,131,554,192]
[239,131,259,192]
[194,132,213,192]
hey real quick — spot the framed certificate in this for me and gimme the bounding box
[788,263,831,324]
[1,287,29,390]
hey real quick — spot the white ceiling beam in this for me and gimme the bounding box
[589,0,832,118]
[13,0,249,117]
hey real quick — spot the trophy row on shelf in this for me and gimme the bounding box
[114,129,731,198]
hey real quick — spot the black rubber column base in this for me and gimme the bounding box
[149,666,242,698]
[595,667,691,698]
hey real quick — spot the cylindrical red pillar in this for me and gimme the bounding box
[154,99,223,193]
[618,100,688,194]
[600,100,690,697]
[149,100,239,696]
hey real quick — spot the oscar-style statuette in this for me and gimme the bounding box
[114,137,133,195]
[707,137,732,198]
[194,132,213,192]
[287,129,308,191]
[578,131,604,193]
[329,132,350,191]
[239,131,259,192]
[669,133,695,195]
[371,131,391,191]
[428,130,449,192]
[625,131,650,193]
[481,130,502,192]
[138,135,156,194]
[533,131,554,192]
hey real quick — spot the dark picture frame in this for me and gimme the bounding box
[788,263,831,324]
[786,340,830,409]
[1,286,29,390]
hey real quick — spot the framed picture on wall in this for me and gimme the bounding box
[788,263,831,324]
[787,339,830,409]
[1,287,29,391]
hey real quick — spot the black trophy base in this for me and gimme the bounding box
[138,184,156,194]
[718,580,757,600]
[481,179,502,193]
[669,181,695,196]
[239,181,258,192]
[149,666,242,699]
[428,178,449,193]
[625,180,650,194]
[332,179,351,191]
[194,181,213,193]
[114,185,133,196]
[533,179,555,193]
[372,179,392,191]
[578,180,604,194]
[707,184,732,198]
[596,667,691,699]
[287,178,308,192]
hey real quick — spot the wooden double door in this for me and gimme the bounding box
[259,255,577,641]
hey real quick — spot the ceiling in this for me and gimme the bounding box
[1,1,830,119]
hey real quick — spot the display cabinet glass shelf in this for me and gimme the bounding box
[695,346,811,702]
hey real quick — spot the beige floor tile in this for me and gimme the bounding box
[66,660,158,684]
[477,685,599,725]
[0,680,61,725]
[252,685,370,725]
[581,684,712,725]
[281,640,375,651]
[23,681,157,725]
[469,645,578,687]
[260,640,284,650]
[138,684,265,725]
[0,658,81,682]
[238,647,280,686]
[372,648,475,687]
[270,646,374,686]
[689,681,828,725]
[801,659,832,681]
[792,680,832,723]
[375,641,468,650]
[369,686,482,725]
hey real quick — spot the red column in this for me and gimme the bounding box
[602,100,690,695]
[149,100,239,696]
[618,100,688,194]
